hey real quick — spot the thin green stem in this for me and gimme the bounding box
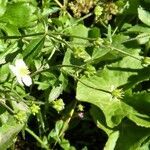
[49,33,74,51]
[63,0,68,7]
[25,128,49,150]
[60,101,77,137]
[76,12,93,24]
[50,32,96,41]
[32,64,111,94]
[70,74,111,94]
[31,64,85,77]
[61,12,93,32]
[0,99,15,114]
[112,26,118,36]
[99,19,107,29]
[53,100,77,149]
[0,32,45,39]
[54,0,63,8]
[108,46,141,61]
[122,34,150,44]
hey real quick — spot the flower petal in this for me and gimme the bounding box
[15,59,27,68]
[9,65,17,76]
[16,75,24,85]
[22,75,32,86]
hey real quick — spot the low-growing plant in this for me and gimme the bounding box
[0,0,150,149]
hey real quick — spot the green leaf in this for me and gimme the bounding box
[76,56,142,128]
[93,34,140,63]
[124,0,140,15]
[67,24,89,44]
[1,2,37,28]
[91,46,111,63]
[104,131,119,150]
[62,49,84,73]
[123,92,150,128]
[60,138,75,150]
[0,117,24,150]
[124,92,150,115]
[90,105,113,135]
[35,81,50,90]
[48,120,64,141]
[115,120,150,150]
[138,7,150,26]
[128,112,150,128]
[88,27,100,38]
[0,23,20,35]
[0,64,9,83]
[48,84,63,102]
[23,36,45,65]
[127,25,150,33]
[0,0,7,17]
[0,42,18,65]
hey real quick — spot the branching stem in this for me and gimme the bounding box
[25,128,50,150]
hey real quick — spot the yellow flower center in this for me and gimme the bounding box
[18,67,30,76]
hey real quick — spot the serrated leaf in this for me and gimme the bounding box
[115,120,150,150]
[127,25,150,33]
[128,112,150,128]
[123,92,150,128]
[0,2,37,28]
[124,92,150,115]
[76,56,142,128]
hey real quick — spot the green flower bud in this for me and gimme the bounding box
[93,38,104,47]
[111,88,124,100]
[94,6,103,16]
[84,65,96,77]
[14,111,27,123]
[142,57,150,67]
[77,104,84,111]
[30,103,40,116]
[52,99,65,113]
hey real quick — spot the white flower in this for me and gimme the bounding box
[9,59,32,86]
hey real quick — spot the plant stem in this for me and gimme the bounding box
[0,32,45,39]
[25,127,49,150]
[31,64,85,77]
[122,34,150,43]
[54,0,63,8]
[50,32,96,41]
[109,46,141,61]
[0,100,15,114]
[53,100,77,149]
[48,33,74,51]
[71,74,111,94]
[61,12,93,32]
[32,65,111,94]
